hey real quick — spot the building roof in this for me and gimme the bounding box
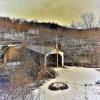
[27,45,63,55]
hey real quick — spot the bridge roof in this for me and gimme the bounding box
[27,45,63,55]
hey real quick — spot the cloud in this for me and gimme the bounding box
[0,0,100,25]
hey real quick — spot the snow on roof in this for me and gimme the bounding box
[27,45,63,55]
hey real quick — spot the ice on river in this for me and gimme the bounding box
[36,67,100,100]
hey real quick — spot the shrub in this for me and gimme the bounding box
[37,67,56,80]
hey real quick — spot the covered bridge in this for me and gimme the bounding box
[27,45,64,67]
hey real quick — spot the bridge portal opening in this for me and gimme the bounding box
[47,54,62,67]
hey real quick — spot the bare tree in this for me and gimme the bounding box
[70,12,96,29]
[81,12,96,29]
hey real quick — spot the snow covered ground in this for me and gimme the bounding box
[29,67,100,100]
[0,66,100,100]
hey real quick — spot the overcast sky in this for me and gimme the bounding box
[0,0,100,25]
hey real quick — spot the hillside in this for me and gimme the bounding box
[0,17,100,41]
